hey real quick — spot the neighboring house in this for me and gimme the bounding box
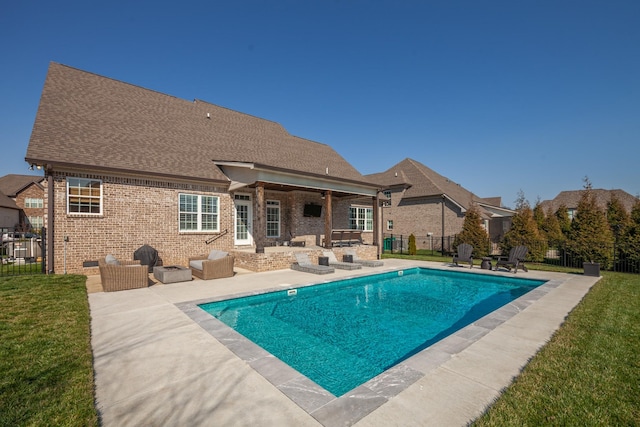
[25,63,382,274]
[367,158,515,249]
[0,191,20,229]
[540,189,639,220]
[0,174,45,230]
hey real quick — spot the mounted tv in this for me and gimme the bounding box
[303,203,322,218]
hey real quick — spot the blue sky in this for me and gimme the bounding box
[2,1,639,208]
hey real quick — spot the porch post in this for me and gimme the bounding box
[47,173,54,274]
[254,183,265,253]
[324,190,332,249]
[373,193,381,258]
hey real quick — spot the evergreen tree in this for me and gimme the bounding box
[532,199,546,239]
[567,179,614,268]
[408,234,417,255]
[453,205,490,257]
[542,207,565,245]
[555,203,571,236]
[501,192,544,261]
[619,199,640,273]
[607,194,631,235]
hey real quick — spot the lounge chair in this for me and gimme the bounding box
[345,249,383,267]
[495,245,528,273]
[453,243,474,268]
[189,249,235,280]
[98,255,149,292]
[291,252,334,274]
[322,251,362,270]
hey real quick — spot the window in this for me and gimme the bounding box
[387,220,393,230]
[349,206,373,231]
[179,193,219,232]
[382,190,391,207]
[67,178,102,214]
[567,208,576,221]
[28,216,43,229]
[266,200,280,238]
[25,198,43,208]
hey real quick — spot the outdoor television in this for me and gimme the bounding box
[303,203,322,218]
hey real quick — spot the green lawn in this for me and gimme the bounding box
[1,266,638,425]
[473,272,640,426]
[0,274,97,427]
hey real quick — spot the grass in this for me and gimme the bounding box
[0,263,638,425]
[0,274,97,427]
[473,272,640,426]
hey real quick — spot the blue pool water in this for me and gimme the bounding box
[199,268,545,396]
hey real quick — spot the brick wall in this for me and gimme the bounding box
[48,172,234,274]
[382,193,464,238]
[14,182,45,230]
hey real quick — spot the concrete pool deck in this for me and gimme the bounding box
[88,259,600,426]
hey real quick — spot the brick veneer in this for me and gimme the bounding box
[47,173,380,274]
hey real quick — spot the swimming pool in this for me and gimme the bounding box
[199,267,545,397]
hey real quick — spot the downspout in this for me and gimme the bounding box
[47,173,54,274]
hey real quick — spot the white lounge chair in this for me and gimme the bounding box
[291,252,334,274]
[322,251,362,270]
[345,249,384,267]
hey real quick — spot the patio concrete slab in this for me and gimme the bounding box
[89,260,600,426]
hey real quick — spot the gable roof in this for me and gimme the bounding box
[540,189,638,214]
[0,191,19,210]
[26,63,373,189]
[0,174,44,197]
[367,158,505,211]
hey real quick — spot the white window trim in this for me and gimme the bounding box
[266,199,281,238]
[349,206,374,232]
[66,177,103,215]
[179,193,220,232]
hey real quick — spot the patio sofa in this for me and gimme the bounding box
[98,255,149,292]
[189,249,235,280]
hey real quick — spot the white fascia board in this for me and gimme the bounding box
[218,163,377,197]
[477,203,516,217]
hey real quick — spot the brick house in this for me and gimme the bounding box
[25,63,382,274]
[367,158,515,250]
[540,189,639,220]
[0,174,45,230]
[0,191,20,228]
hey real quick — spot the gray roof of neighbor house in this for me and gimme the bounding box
[540,189,638,214]
[366,158,505,213]
[26,63,374,188]
[0,174,44,197]
[0,191,19,210]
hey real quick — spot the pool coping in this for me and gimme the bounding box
[175,265,579,427]
[90,260,600,427]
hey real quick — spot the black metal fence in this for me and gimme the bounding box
[382,233,640,274]
[0,227,46,277]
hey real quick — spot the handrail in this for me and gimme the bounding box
[205,229,228,245]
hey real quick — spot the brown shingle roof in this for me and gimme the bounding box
[26,63,371,186]
[540,189,639,213]
[366,158,498,210]
[0,191,19,210]
[0,174,44,197]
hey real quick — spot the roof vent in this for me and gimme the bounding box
[206,113,211,119]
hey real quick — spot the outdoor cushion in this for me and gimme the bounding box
[105,254,120,265]
[190,260,204,271]
[208,250,228,260]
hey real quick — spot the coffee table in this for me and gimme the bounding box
[153,265,192,284]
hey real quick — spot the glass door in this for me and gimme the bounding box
[234,194,253,246]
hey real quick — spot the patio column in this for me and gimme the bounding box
[254,183,265,253]
[373,193,381,258]
[324,190,332,249]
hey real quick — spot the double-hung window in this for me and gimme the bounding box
[67,178,102,214]
[179,193,219,232]
[25,198,43,208]
[349,206,373,231]
[266,200,280,238]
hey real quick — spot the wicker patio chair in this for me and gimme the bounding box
[98,257,149,292]
[495,245,529,273]
[452,243,474,268]
[188,250,235,280]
